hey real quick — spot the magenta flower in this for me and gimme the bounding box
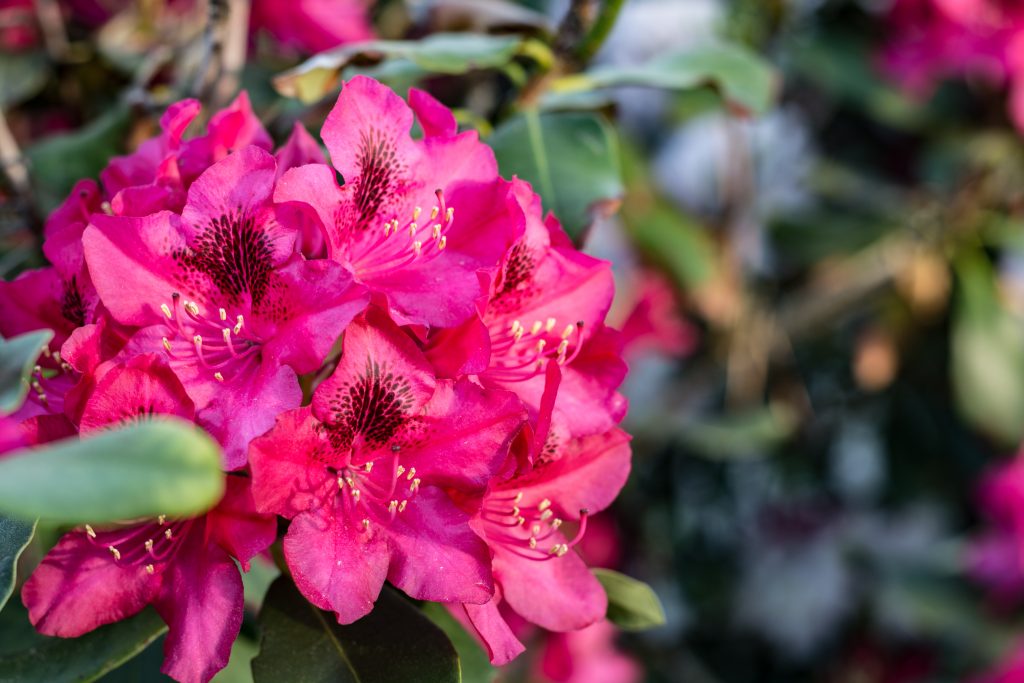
[22,356,275,683]
[249,0,374,54]
[275,76,519,328]
[248,308,526,623]
[83,145,368,467]
[461,408,632,664]
[427,180,627,436]
[537,620,642,683]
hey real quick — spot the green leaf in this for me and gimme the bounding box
[274,33,522,103]
[253,577,460,683]
[26,104,132,214]
[0,330,53,415]
[0,600,166,683]
[545,43,777,115]
[489,110,623,239]
[593,568,666,632]
[0,516,35,613]
[0,419,225,524]
[951,252,1024,446]
[0,51,49,107]
[421,603,496,683]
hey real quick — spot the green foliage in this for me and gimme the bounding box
[489,110,623,239]
[0,517,35,613]
[0,330,53,415]
[0,419,224,525]
[594,569,666,632]
[546,43,778,115]
[252,578,460,683]
[275,34,524,103]
[421,602,496,683]
[0,601,166,683]
[0,52,49,108]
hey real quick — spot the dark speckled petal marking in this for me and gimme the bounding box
[176,211,274,305]
[329,358,414,447]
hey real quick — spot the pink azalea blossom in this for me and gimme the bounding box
[248,308,526,624]
[535,620,642,683]
[969,456,1024,606]
[973,644,1024,683]
[426,180,627,437]
[83,145,368,467]
[275,76,519,328]
[22,357,275,683]
[882,0,1024,132]
[460,387,632,664]
[249,0,374,54]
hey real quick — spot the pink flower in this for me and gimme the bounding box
[250,0,374,54]
[21,356,275,683]
[0,0,37,52]
[462,396,632,664]
[969,456,1024,605]
[275,76,518,328]
[248,307,526,624]
[882,0,1024,132]
[83,145,368,467]
[973,644,1024,683]
[427,180,627,437]
[536,620,642,683]
[615,271,697,360]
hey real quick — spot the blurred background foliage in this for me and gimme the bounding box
[5,0,1024,681]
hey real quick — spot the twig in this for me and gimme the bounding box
[32,0,69,61]
[573,0,624,64]
[190,0,227,98]
[0,109,29,196]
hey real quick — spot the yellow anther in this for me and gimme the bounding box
[362,518,370,531]
[413,241,422,257]
[445,207,454,223]
[345,476,355,487]
[364,461,374,473]
[185,301,199,316]
[219,308,227,321]
[413,206,422,220]
[549,545,560,555]
[384,222,392,236]
[158,515,167,525]
[165,528,173,540]
[517,516,526,526]
[223,328,232,342]
[432,223,442,240]
[562,324,575,339]
[538,499,551,511]
[409,222,418,238]
[85,524,96,538]
[536,339,547,353]
[337,476,345,489]
[557,340,569,355]
[514,492,524,503]
[529,537,537,549]
[556,545,569,557]
[411,478,421,492]
[532,524,541,536]
[145,564,155,574]
[352,489,361,502]
[214,372,224,382]
[145,539,154,552]
[398,500,408,512]
[396,465,406,478]
[545,318,556,332]
[531,321,543,335]
[551,518,563,529]
[160,303,173,319]
[109,546,121,561]
[437,236,446,250]
[388,500,398,513]
[540,509,553,521]
[162,337,172,352]
[406,467,416,480]
[431,206,440,219]
[193,334,203,347]
[510,320,522,334]
[511,506,520,517]
[234,315,244,334]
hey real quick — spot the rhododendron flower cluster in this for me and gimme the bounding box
[882,0,1024,132]
[0,76,631,683]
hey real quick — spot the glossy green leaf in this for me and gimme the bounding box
[252,577,460,683]
[489,110,623,238]
[421,602,496,683]
[26,104,132,213]
[0,601,166,683]
[546,43,777,115]
[0,51,49,107]
[274,33,521,103]
[594,568,666,632]
[0,419,225,524]
[0,516,35,613]
[0,330,53,415]
[951,252,1024,446]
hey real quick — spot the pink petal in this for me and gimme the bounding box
[248,406,337,517]
[155,528,243,683]
[409,88,458,138]
[23,532,161,637]
[284,500,390,624]
[385,487,494,604]
[0,267,77,345]
[206,475,277,570]
[275,122,326,177]
[463,601,526,666]
[79,353,195,432]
